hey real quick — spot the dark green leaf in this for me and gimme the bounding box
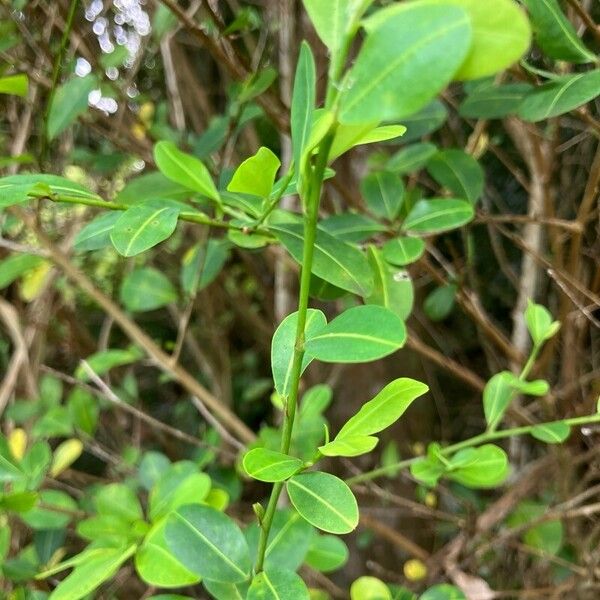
[403,199,474,234]
[386,143,438,174]
[181,240,230,296]
[120,267,177,312]
[423,284,457,321]
[459,83,533,119]
[523,0,595,63]
[427,149,484,204]
[361,171,405,220]
[165,505,250,583]
[519,70,600,122]
[47,75,96,140]
[269,222,373,296]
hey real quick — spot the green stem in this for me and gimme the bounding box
[32,193,266,233]
[40,0,81,164]
[254,132,335,574]
[347,412,600,485]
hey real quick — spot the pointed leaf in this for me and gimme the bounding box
[319,435,378,458]
[287,471,359,534]
[291,42,316,173]
[227,147,280,198]
[483,372,514,430]
[304,305,406,363]
[338,378,428,440]
[154,141,220,201]
[47,75,96,140]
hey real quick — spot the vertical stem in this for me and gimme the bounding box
[40,0,81,164]
[254,132,335,573]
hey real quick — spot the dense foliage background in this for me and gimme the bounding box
[0,0,599,598]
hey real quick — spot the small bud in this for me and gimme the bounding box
[404,558,427,581]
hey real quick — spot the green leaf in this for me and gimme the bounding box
[203,580,249,600]
[227,147,280,198]
[509,377,550,396]
[0,74,28,97]
[135,518,200,588]
[181,239,230,296]
[47,75,96,140]
[423,284,457,321]
[366,246,414,321]
[74,211,121,252]
[50,439,83,477]
[94,483,143,523]
[21,490,77,530]
[110,205,179,257]
[350,576,392,600]
[525,301,560,345]
[0,173,100,209]
[154,141,220,202]
[291,42,316,174]
[269,221,373,296]
[75,346,143,380]
[287,471,359,534]
[459,83,533,119]
[117,172,191,205]
[386,143,438,175]
[424,0,531,80]
[0,254,45,290]
[337,378,428,439]
[530,421,571,444]
[427,149,484,205]
[304,305,406,363]
[447,444,509,488]
[523,0,595,63]
[305,534,349,573]
[420,585,466,600]
[165,505,250,583]
[271,309,327,397]
[400,100,447,143]
[509,501,563,555]
[243,448,303,482]
[46,544,136,600]
[361,171,404,220]
[149,463,211,522]
[483,372,515,430]
[519,70,600,122]
[245,509,315,573]
[403,199,474,234]
[382,237,426,267]
[247,568,310,600]
[320,213,386,243]
[410,456,446,488]
[340,4,471,123]
[319,435,378,458]
[302,0,366,53]
[120,267,177,312]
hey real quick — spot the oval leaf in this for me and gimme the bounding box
[247,568,309,600]
[165,505,250,583]
[340,4,472,123]
[110,205,179,257]
[243,448,303,482]
[286,471,359,534]
[305,534,349,573]
[531,422,570,444]
[403,199,474,234]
